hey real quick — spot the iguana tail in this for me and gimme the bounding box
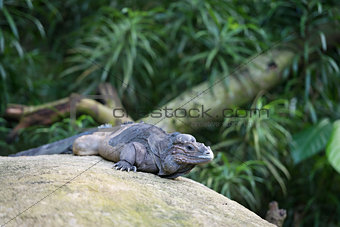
[9,129,97,157]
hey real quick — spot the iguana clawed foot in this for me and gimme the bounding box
[113,160,137,172]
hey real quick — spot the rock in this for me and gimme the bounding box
[0,155,274,227]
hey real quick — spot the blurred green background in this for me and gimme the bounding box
[1,0,340,226]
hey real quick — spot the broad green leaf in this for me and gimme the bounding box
[304,41,309,63]
[2,6,19,38]
[31,17,45,37]
[12,40,23,57]
[0,63,6,79]
[205,48,218,69]
[319,32,327,51]
[327,56,339,73]
[306,101,317,123]
[0,28,4,53]
[25,0,33,9]
[305,68,311,100]
[282,67,290,79]
[291,55,299,76]
[300,13,307,37]
[326,120,340,174]
[317,2,323,13]
[291,119,333,164]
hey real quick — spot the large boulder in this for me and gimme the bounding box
[0,155,273,227]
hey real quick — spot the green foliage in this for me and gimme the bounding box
[190,97,297,211]
[1,0,340,226]
[265,0,340,124]
[0,0,68,113]
[326,120,340,174]
[62,8,165,100]
[262,1,340,225]
[291,119,333,164]
[27,114,97,144]
[189,152,266,210]
[0,117,15,155]
[220,97,293,193]
[0,115,97,156]
[284,156,340,226]
[61,0,267,116]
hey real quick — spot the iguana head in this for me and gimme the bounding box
[170,133,214,164]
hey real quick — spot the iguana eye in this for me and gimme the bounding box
[186,145,194,151]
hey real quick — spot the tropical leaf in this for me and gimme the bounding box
[326,120,340,174]
[291,119,333,164]
[2,6,19,38]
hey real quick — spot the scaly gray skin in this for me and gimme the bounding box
[11,122,214,179]
[73,122,214,178]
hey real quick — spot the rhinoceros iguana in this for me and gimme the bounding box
[11,122,214,178]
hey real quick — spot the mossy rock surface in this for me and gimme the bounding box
[0,155,273,227]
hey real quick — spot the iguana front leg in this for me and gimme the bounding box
[114,161,137,172]
[113,143,138,172]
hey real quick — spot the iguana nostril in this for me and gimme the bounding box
[204,150,211,155]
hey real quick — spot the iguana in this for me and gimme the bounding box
[10,122,214,178]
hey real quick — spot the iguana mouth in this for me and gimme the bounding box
[197,154,213,159]
[176,152,214,164]
[197,146,214,160]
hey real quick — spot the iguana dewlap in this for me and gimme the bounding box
[73,122,213,178]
